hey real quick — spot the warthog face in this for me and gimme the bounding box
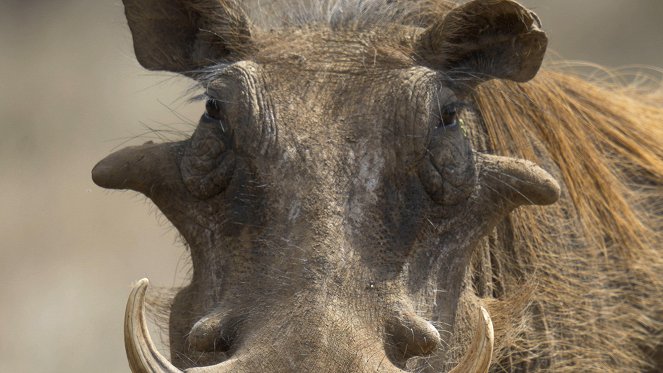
[93,1,559,372]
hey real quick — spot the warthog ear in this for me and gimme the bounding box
[417,0,547,84]
[122,0,253,75]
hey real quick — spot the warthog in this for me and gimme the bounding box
[92,0,663,371]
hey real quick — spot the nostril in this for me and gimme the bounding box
[188,310,240,353]
[386,311,441,361]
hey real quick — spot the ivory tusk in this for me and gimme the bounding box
[124,278,183,373]
[448,306,495,373]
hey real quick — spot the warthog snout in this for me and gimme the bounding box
[126,279,494,373]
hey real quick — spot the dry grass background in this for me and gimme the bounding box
[0,1,661,372]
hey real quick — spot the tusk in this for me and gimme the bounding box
[125,278,183,373]
[449,306,495,373]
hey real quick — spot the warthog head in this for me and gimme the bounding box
[93,0,560,371]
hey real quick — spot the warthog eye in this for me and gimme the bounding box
[206,98,223,120]
[438,102,466,129]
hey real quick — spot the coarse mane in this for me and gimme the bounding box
[474,66,663,372]
[148,1,663,371]
[242,0,455,30]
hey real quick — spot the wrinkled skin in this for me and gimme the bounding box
[93,1,560,372]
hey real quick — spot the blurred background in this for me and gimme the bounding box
[0,1,661,372]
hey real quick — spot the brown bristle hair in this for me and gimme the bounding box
[475,66,663,371]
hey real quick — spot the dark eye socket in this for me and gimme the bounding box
[206,98,223,120]
[438,102,466,129]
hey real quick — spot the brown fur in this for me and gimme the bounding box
[474,68,663,372]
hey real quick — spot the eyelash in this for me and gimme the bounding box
[206,97,223,120]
